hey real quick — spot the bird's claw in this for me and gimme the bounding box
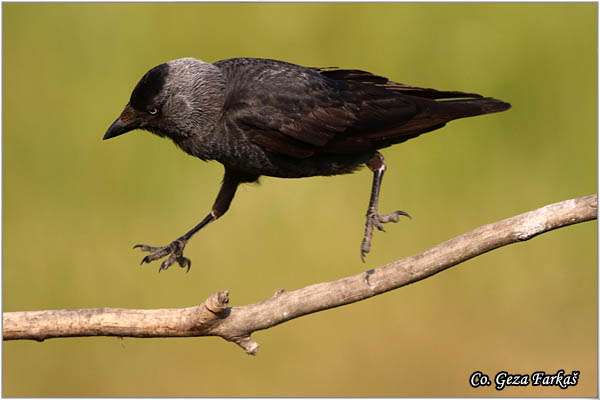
[134,239,192,272]
[378,210,411,223]
[360,209,411,262]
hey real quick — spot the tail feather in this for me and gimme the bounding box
[437,97,511,120]
[365,96,510,148]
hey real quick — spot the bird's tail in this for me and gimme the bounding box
[367,96,511,149]
[437,97,511,120]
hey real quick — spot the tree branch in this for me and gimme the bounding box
[3,195,596,355]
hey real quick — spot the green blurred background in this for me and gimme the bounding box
[2,3,596,397]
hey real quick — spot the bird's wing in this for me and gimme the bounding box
[215,59,486,159]
[216,58,429,158]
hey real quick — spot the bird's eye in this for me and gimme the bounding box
[148,108,158,115]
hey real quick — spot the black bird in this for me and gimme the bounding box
[104,57,510,272]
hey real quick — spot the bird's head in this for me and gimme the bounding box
[104,57,227,142]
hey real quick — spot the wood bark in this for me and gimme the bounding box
[3,195,597,355]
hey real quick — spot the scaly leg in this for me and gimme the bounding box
[360,152,411,262]
[135,169,247,272]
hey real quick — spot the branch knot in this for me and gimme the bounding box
[204,290,229,315]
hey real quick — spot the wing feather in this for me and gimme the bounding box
[317,67,483,99]
[251,130,315,158]
[215,58,488,159]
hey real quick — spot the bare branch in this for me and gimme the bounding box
[3,195,596,355]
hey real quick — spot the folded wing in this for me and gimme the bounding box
[215,58,508,159]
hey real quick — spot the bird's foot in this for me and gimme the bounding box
[134,239,191,272]
[360,210,411,262]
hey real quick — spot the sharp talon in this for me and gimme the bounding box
[135,244,157,252]
[180,258,191,273]
[177,257,191,272]
[394,210,412,219]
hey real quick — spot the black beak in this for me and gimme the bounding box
[103,104,140,140]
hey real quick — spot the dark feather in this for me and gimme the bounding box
[317,67,483,99]
[251,130,315,159]
[215,58,509,159]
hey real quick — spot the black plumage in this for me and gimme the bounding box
[104,57,510,271]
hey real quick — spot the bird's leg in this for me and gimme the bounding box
[135,170,241,272]
[360,151,411,262]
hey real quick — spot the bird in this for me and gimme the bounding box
[104,57,510,272]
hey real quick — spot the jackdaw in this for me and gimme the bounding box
[104,57,510,272]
